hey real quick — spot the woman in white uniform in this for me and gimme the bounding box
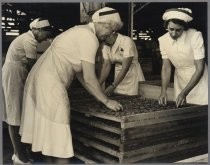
[99,32,145,96]
[2,18,52,164]
[158,8,208,107]
[19,7,123,164]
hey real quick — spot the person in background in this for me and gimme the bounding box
[158,8,208,107]
[19,7,123,164]
[98,32,145,96]
[2,18,52,164]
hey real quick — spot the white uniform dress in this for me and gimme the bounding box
[102,33,145,95]
[158,28,208,105]
[2,30,37,126]
[19,23,99,158]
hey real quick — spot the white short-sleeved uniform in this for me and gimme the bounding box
[158,28,208,105]
[102,33,145,95]
[19,23,99,158]
[2,30,37,126]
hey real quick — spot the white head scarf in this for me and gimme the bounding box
[92,7,121,24]
[29,18,51,29]
[162,8,193,23]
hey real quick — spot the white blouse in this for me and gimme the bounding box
[51,22,98,68]
[102,33,139,64]
[158,28,205,68]
[5,30,38,64]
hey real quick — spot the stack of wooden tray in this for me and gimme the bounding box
[70,95,208,163]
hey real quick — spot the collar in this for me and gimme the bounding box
[28,30,35,38]
[88,22,96,35]
[167,31,186,45]
[27,30,38,43]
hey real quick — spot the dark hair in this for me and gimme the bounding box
[163,19,189,30]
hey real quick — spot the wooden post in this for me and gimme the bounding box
[128,2,133,38]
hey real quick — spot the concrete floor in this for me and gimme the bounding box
[176,154,208,163]
[2,125,84,164]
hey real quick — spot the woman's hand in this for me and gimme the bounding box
[105,99,123,111]
[159,59,171,106]
[104,85,115,96]
[176,92,186,108]
[158,92,167,106]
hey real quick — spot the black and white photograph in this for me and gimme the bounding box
[0,1,208,164]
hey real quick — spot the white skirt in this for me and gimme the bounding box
[2,62,28,126]
[19,49,74,158]
[20,108,74,158]
[114,62,145,95]
[174,64,208,105]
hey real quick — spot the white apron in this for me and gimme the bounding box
[20,23,98,158]
[20,48,75,158]
[114,61,145,95]
[159,29,208,105]
[102,33,145,95]
[2,30,37,126]
[2,61,28,125]
[174,65,208,105]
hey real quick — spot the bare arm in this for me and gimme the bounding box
[98,59,111,85]
[176,59,205,107]
[81,60,122,111]
[104,57,133,96]
[159,59,172,105]
[75,72,93,95]
[113,56,133,87]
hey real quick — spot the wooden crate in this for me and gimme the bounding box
[71,95,208,163]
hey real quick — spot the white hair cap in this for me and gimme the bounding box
[162,8,193,23]
[92,7,121,24]
[29,18,50,29]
